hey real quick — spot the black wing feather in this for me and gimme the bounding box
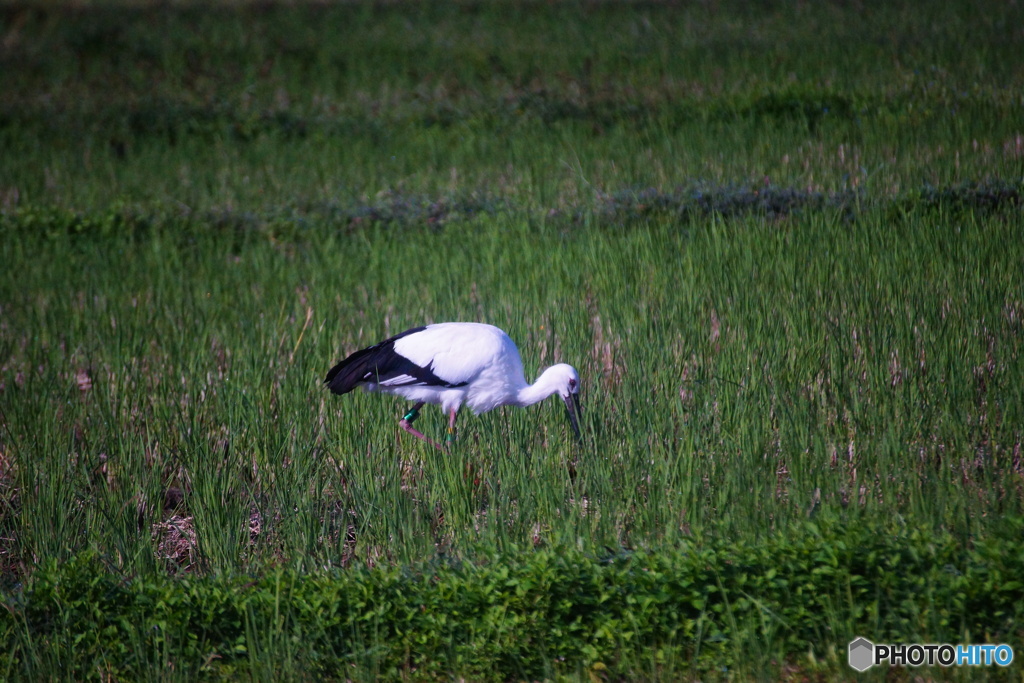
[324,326,468,395]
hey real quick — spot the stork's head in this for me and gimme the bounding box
[546,363,582,441]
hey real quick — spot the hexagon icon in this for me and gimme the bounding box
[848,637,874,672]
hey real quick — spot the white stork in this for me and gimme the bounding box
[324,322,581,449]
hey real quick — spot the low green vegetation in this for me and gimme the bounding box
[1,0,1022,679]
[5,521,1024,680]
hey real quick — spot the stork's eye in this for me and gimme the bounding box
[568,378,577,390]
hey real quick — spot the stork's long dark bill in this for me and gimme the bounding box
[563,393,582,442]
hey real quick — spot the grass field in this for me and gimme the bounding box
[1,1,1023,679]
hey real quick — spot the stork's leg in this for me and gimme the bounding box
[398,402,444,451]
[447,407,458,445]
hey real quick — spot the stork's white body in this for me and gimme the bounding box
[325,322,581,449]
[367,323,527,415]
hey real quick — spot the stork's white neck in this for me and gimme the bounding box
[515,366,566,407]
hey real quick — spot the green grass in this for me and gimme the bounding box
[7,522,1024,680]
[2,1,1023,209]
[1,0,1023,679]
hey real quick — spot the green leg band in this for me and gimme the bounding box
[403,408,420,422]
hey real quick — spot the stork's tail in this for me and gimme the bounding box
[324,326,427,395]
[324,346,378,395]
